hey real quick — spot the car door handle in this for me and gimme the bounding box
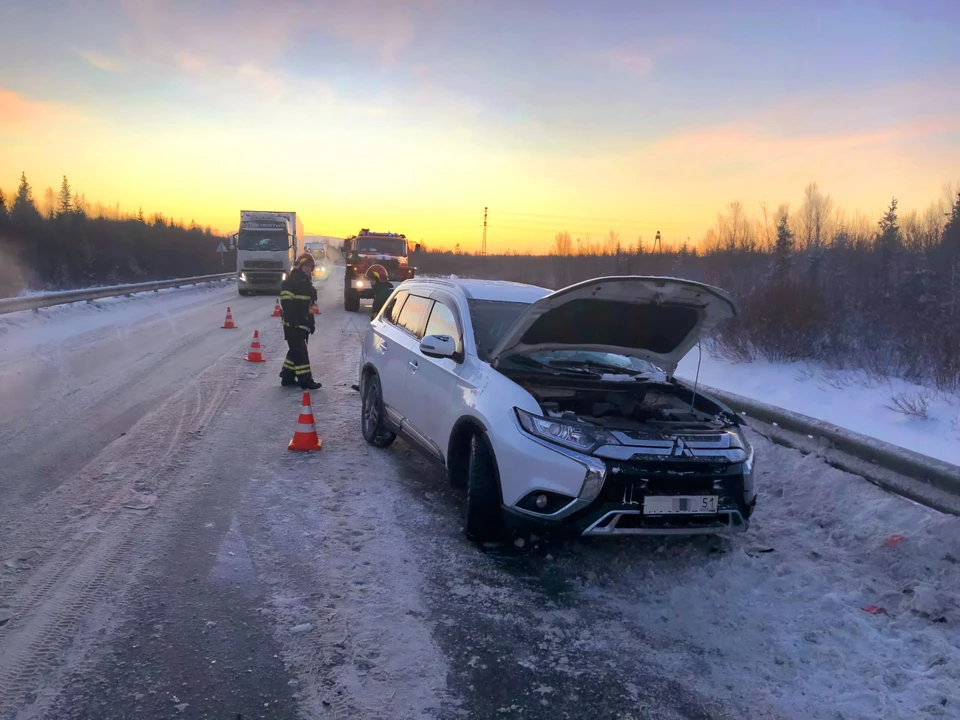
[377,342,388,353]
[409,360,418,371]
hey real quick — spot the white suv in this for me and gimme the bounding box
[358,275,757,543]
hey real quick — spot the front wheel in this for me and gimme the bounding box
[361,374,396,448]
[464,433,505,543]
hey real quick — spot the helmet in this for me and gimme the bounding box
[294,252,316,271]
[365,264,388,283]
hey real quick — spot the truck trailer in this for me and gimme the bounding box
[231,210,304,295]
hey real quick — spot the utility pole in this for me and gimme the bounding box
[482,207,488,256]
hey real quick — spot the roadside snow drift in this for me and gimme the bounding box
[677,350,960,467]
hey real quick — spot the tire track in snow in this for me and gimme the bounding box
[0,356,243,718]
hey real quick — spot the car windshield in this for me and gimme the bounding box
[355,238,406,256]
[467,299,532,362]
[238,231,289,251]
[524,350,664,375]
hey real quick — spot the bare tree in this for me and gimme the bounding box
[553,230,573,256]
[718,201,747,251]
[604,230,619,255]
[757,200,773,250]
[41,187,56,219]
[797,182,835,250]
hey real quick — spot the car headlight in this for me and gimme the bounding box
[732,427,756,500]
[515,408,617,454]
[355,280,365,288]
[281,272,287,281]
[239,272,247,282]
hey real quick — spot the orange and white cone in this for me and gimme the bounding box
[246,330,265,362]
[222,306,237,329]
[288,392,322,451]
[272,299,282,317]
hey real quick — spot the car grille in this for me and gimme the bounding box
[382,258,401,276]
[595,458,746,510]
[244,272,282,284]
[243,260,284,269]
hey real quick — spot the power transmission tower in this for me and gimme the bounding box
[482,207,488,256]
[653,230,663,253]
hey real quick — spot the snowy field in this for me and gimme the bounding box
[677,349,960,467]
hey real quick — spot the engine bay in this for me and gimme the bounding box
[525,382,731,431]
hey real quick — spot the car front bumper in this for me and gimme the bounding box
[501,435,754,537]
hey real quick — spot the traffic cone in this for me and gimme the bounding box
[272,299,281,317]
[246,330,265,362]
[222,306,237,329]
[288,392,322,451]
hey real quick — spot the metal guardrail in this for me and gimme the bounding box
[695,382,960,516]
[0,273,235,316]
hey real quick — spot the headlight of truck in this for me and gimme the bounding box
[282,272,287,281]
[355,280,365,288]
[515,408,617,454]
[239,272,247,282]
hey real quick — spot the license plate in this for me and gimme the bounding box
[643,495,718,515]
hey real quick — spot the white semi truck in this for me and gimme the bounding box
[230,210,304,295]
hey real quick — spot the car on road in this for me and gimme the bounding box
[358,275,756,542]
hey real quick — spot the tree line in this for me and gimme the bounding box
[0,173,233,298]
[416,182,960,391]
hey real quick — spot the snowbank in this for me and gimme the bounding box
[0,280,233,360]
[676,350,960,467]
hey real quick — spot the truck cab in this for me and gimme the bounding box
[231,210,303,295]
[342,229,420,311]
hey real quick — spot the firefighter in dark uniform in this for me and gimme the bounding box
[279,253,322,389]
[367,264,394,318]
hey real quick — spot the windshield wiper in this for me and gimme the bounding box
[502,355,601,376]
[545,359,643,376]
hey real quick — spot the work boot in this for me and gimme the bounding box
[281,377,298,387]
[299,378,322,390]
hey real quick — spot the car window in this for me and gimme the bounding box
[466,299,532,362]
[395,293,432,338]
[423,300,460,345]
[384,290,409,325]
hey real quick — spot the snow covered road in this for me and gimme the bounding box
[0,272,957,720]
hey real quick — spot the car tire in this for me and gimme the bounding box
[344,289,360,312]
[238,289,249,296]
[464,432,504,543]
[361,374,396,448]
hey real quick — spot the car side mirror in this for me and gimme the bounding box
[230,232,237,251]
[420,334,456,359]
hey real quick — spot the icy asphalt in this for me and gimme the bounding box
[0,268,958,720]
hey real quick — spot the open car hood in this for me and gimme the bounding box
[489,276,738,376]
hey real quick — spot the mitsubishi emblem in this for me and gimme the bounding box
[671,437,695,457]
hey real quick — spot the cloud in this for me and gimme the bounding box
[113,0,439,72]
[595,48,654,76]
[0,89,82,135]
[78,49,128,73]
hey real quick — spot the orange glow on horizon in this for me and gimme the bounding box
[2,86,958,254]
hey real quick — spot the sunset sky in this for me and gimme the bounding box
[1,0,958,252]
